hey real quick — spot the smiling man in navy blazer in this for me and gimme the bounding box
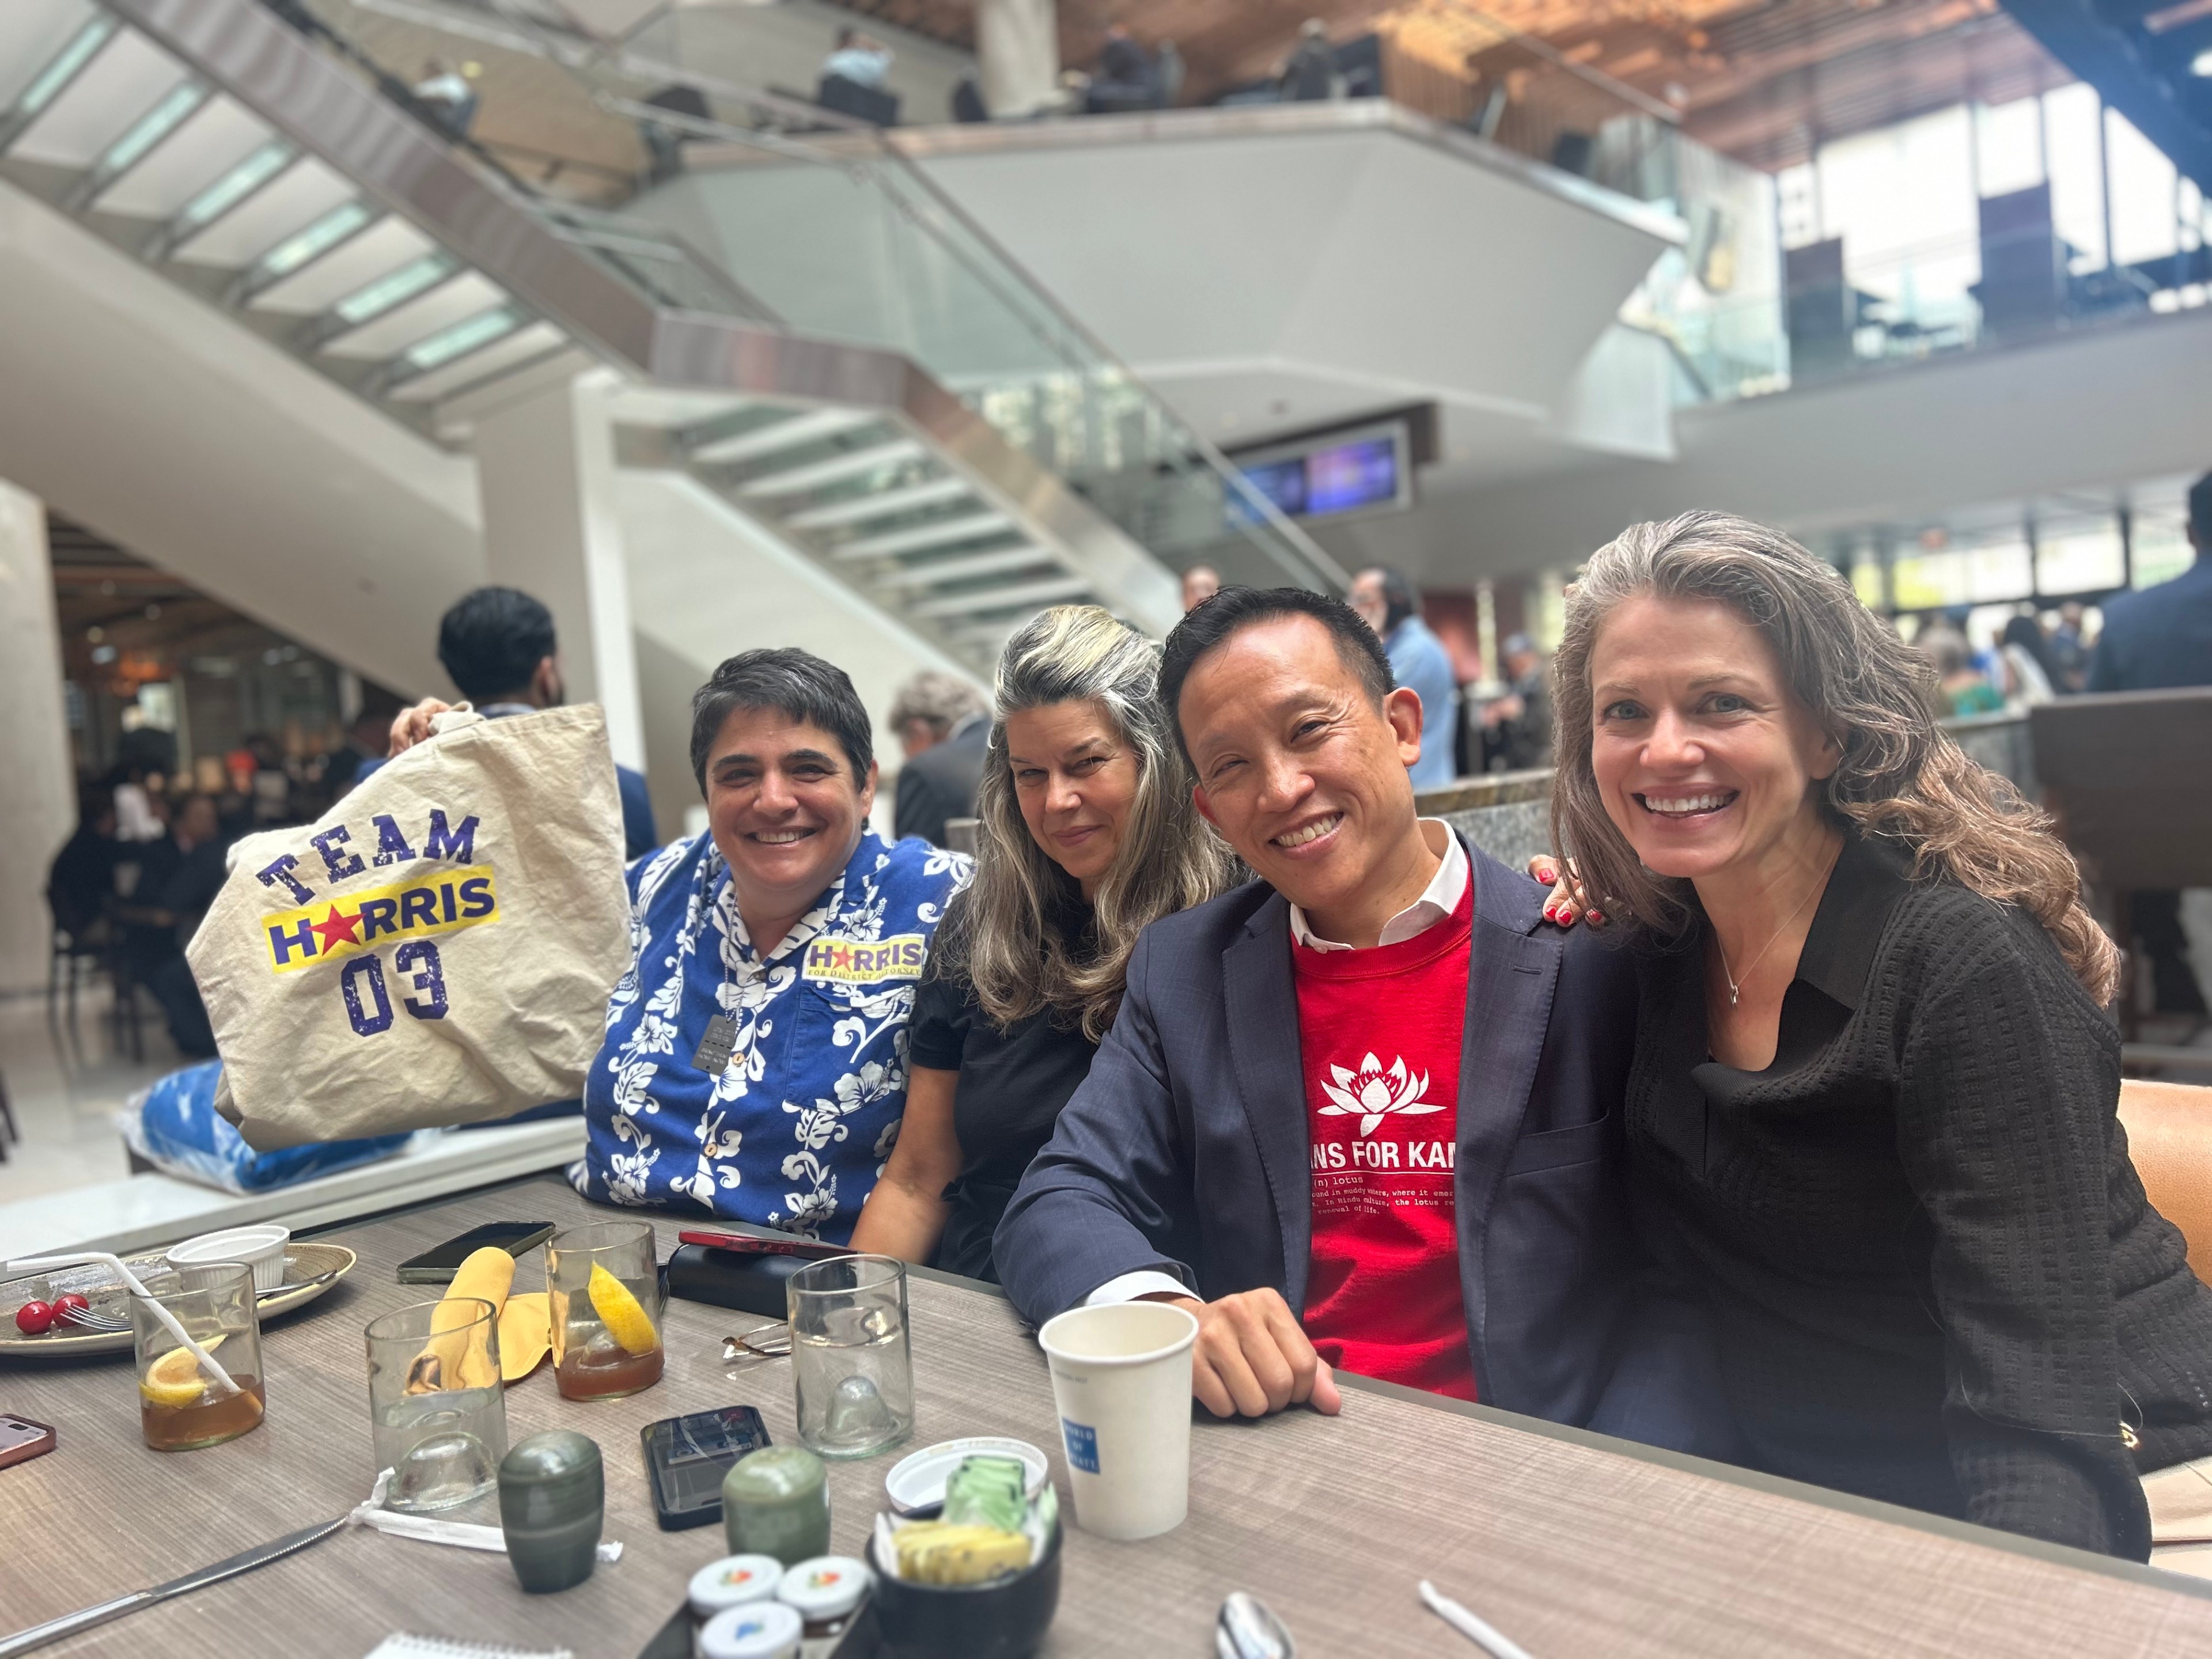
[997,586,1683,1435]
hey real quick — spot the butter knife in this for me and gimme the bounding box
[0,1513,350,1657]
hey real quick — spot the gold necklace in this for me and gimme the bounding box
[1714,851,1835,1007]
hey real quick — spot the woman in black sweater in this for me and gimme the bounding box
[1547,512,2212,1561]
[850,605,1234,1280]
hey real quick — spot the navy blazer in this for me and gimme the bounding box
[995,837,1644,1426]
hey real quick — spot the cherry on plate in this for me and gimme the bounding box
[14,1300,55,1336]
[51,1293,90,1324]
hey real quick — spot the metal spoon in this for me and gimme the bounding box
[1218,1592,1294,1659]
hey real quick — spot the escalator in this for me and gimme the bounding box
[0,0,1340,682]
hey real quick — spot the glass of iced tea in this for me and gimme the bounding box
[130,1263,266,1452]
[546,1221,663,1402]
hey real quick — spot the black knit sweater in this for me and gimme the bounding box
[1628,830,2212,1558]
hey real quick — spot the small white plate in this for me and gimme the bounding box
[883,1437,1048,1517]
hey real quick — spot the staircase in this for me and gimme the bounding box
[0,0,1198,668]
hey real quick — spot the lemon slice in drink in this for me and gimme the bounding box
[586,1264,657,1354]
[139,1335,225,1408]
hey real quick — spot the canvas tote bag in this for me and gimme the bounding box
[191,705,634,1149]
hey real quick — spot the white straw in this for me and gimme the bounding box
[1419,1580,1537,1659]
[10,1251,240,1395]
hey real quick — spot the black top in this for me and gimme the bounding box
[908,895,1101,1282]
[1627,830,2212,1559]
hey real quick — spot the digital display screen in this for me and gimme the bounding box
[1228,427,1406,527]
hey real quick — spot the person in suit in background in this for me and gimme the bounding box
[995,587,1703,1448]
[1479,632,1554,772]
[379,587,660,861]
[1350,566,1460,789]
[2089,470,2212,1014]
[891,671,988,848]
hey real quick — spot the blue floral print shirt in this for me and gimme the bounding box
[574,828,969,1240]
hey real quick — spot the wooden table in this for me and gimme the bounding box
[6,1175,2212,1657]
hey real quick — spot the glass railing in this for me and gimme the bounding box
[274,0,1347,593]
[1372,4,1790,402]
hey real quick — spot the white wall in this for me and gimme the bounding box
[1433,307,2212,577]
[0,180,485,700]
[0,481,74,992]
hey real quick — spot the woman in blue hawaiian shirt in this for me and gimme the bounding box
[579,649,969,1240]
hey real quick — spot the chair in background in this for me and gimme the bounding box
[2030,688,2212,1041]
[2119,1078,2212,1282]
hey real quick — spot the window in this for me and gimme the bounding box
[2133,517,2194,587]
[2044,84,2107,271]
[2034,521,2125,594]
[1975,97,2045,197]
[2107,108,2180,268]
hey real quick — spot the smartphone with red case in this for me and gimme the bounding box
[0,1415,56,1471]
[677,1229,849,1260]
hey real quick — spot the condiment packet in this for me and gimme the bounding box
[350,1470,623,1563]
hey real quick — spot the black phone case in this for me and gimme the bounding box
[640,1405,770,1531]
[396,1222,555,1282]
[664,1242,808,1318]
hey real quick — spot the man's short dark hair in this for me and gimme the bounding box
[2189,471,2212,544]
[690,648,874,792]
[1158,586,1393,765]
[437,587,556,703]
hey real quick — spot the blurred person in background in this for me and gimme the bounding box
[1997,614,2060,707]
[1279,19,1336,101]
[322,705,394,797]
[853,608,1235,1278]
[1917,622,2003,717]
[1181,563,1221,613]
[1350,565,1459,788]
[890,671,990,848]
[1478,631,1554,772]
[46,782,118,946]
[381,586,658,859]
[2049,600,2093,693]
[410,58,477,139]
[823,26,893,89]
[115,794,230,1057]
[2088,469,2212,1014]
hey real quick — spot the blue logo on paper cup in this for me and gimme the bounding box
[1061,1418,1099,1474]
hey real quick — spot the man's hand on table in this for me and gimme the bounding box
[1145,1288,1341,1418]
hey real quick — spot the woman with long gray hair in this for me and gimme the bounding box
[851,605,1236,1279]
[1548,510,2212,1562]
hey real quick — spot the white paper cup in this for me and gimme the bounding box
[1036,1300,1198,1541]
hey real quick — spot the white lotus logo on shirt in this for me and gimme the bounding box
[1319,1052,1442,1135]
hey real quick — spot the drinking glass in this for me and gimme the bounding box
[788,1253,912,1459]
[365,1298,507,1512]
[131,1262,265,1452]
[546,1221,664,1402]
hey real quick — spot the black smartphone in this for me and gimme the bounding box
[397,1220,555,1284]
[640,1404,771,1531]
[0,1414,57,1472]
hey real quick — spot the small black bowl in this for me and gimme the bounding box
[868,1520,1063,1659]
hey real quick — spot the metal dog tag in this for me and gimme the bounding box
[691,1013,738,1074]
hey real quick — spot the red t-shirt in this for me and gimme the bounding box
[1293,881,1476,1400]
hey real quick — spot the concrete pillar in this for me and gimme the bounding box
[472,374,646,773]
[0,480,75,994]
[976,0,1060,118]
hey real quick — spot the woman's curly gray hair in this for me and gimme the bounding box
[945,605,1237,1041]
[1548,511,2119,1003]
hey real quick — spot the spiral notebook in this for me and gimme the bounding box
[363,1638,574,1659]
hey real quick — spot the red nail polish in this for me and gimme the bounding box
[1537,867,1558,885]
[1543,907,1558,922]
[1586,910,1605,925]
